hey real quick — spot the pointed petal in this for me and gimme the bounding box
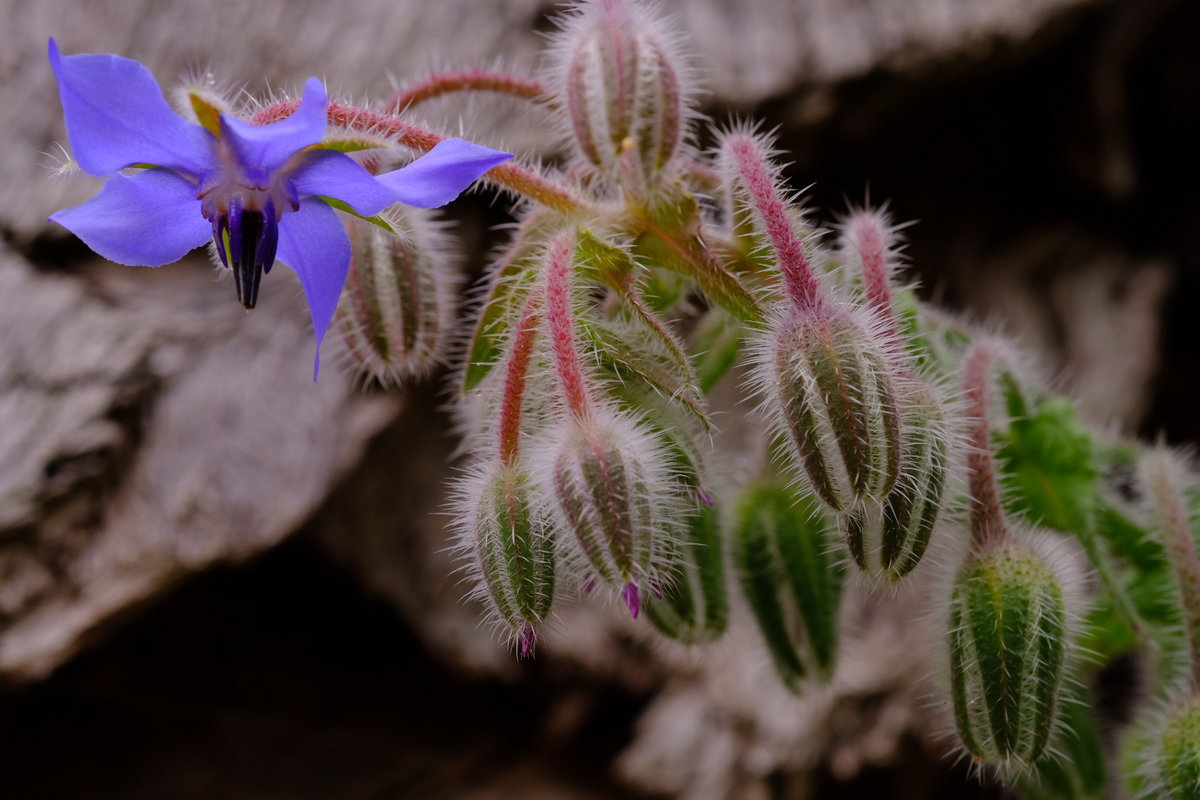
[220,78,328,174]
[50,168,209,266]
[48,38,212,177]
[276,198,351,378]
[375,138,512,208]
[289,150,395,216]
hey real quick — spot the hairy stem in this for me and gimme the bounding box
[724,135,822,314]
[544,232,591,418]
[386,69,553,113]
[962,341,1011,549]
[497,290,543,466]
[1143,450,1200,689]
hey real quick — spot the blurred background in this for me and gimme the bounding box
[1,0,1197,797]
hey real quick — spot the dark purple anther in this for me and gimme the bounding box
[622,582,640,619]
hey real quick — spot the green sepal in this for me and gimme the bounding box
[645,500,729,644]
[1019,682,1107,800]
[690,306,744,394]
[312,131,396,153]
[580,316,712,434]
[187,89,224,136]
[317,197,401,236]
[628,190,764,323]
[733,483,843,690]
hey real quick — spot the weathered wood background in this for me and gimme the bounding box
[1,0,1194,797]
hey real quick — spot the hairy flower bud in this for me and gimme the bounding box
[734,483,843,689]
[552,0,691,185]
[334,208,456,383]
[948,539,1069,774]
[454,459,556,656]
[754,308,901,512]
[645,498,729,643]
[539,410,683,616]
[841,381,950,581]
[1126,695,1200,800]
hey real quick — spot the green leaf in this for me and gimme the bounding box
[995,374,1099,534]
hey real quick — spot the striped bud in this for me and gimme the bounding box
[948,540,1068,774]
[456,460,556,655]
[554,0,689,185]
[1127,695,1200,800]
[645,498,729,643]
[734,483,843,689]
[541,410,682,614]
[758,309,901,512]
[334,208,455,383]
[841,381,950,581]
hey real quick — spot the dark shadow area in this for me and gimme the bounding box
[0,541,651,800]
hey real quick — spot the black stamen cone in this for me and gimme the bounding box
[231,210,266,309]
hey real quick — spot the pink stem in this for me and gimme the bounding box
[497,290,543,466]
[544,233,591,419]
[845,213,899,341]
[725,136,822,314]
[385,69,553,114]
[962,341,1011,549]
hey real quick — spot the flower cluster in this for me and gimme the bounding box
[46,3,1200,796]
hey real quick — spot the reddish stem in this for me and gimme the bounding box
[544,233,591,419]
[497,290,543,466]
[845,212,899,341]
[1144,452,1200,689]
[386,69,553,114]
[962,341,1011,549]
[725,136,822,314]
[250,101,588,214]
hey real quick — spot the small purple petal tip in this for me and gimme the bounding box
[519,625,537,658]
[622,582,640,619]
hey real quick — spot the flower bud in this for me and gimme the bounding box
[841,381,950,581]
[947,539,1069,774]
[334,208,455,384]
[755,308,901,512]
[1126,695,1200,800]
[645,497,729,643]
[734,483,843,689]
[539,410,683,616]
[553,0,691,185]
[454,459,556,655]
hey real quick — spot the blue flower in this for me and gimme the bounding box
[47,38,512,375]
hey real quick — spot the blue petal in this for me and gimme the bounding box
[276,198,351,379]
[220,78,328,175]
[375,138,512,208]
[50,168,209,266]
[48,38,212,178]
[289,150,396,216]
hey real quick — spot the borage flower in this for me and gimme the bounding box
[47,38,512,376]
